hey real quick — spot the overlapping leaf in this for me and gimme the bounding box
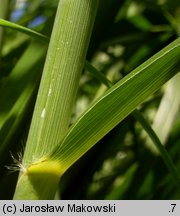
[50,38,180,173]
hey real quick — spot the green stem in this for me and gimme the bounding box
[14,0,99,199]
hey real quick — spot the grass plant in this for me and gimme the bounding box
[0,0,179,200]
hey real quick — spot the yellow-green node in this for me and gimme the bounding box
[14,159,65,200]
[27,159,64,177]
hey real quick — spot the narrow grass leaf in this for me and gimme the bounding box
[50,37,180,172]
[0,18,49,42]
[133,110,180,190]
[86,60,180,190]
[0,41,47,162]
[85,60,112,88]
[151,73,180,144]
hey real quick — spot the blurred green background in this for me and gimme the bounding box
[0,0,179,199]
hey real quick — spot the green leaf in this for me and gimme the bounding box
[85,60,113,88]
[150,73,180,144]
[0,0,9,56]
[85,60,180,190]
[50,37,180,172]
[0,41,47,163]
[133,110,180,190]
[0,18,49,42]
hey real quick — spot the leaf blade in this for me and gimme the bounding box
[0,18,49,42]
[50,37,180,170]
